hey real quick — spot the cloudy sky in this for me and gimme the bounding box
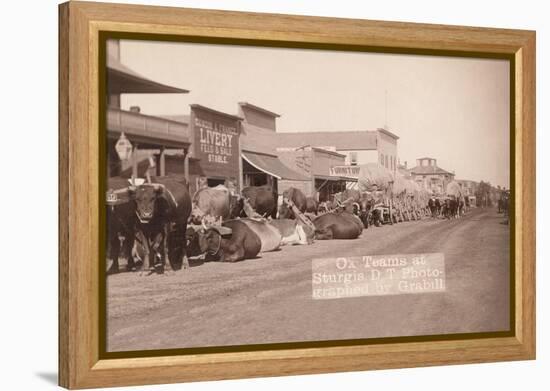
[117,39,510,188]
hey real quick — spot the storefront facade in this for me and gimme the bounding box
[106,40,191,180]
[276,146,356,201]
[186,104,242,194]
[156,102,308,197]
[238,102,310,195]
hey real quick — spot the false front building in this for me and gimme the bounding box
[274,128,399,198]
[238,102,311,195]
[158,102,309,196]
[106,39,192,180]
[275,128,399,171]
[408,157,455,195]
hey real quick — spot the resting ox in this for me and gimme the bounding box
[268,219,315,245]
[313,211,363,240]
[190,218,282,262]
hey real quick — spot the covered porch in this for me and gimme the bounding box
[107,107,191,179]
[242,151,309,193]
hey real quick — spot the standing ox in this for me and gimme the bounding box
[192,219,282,262]
[130,177,192,273]
[278,187,307,219]
[313,211,363,240]
[189,185,234,224]
[443,197,458,219]
[357,195,377,228]
[305,197,318,215]
[231,185,277,218]
[106,177,138,274]
[428,197,437,218]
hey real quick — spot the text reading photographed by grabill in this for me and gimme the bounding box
[312,253,446,299]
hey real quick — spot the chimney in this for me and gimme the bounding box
[129,106,141,113]
[404,161,407,169]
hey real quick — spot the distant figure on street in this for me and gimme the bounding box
[435,198,441,218]
[428,197,437,218]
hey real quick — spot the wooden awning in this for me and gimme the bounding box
[242,151,309,181]
[107,108,190,149]
[107,56,189,94]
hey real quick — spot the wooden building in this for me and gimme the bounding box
[238,102,310,195]
[408,157,455,195]
[106,40,191,180]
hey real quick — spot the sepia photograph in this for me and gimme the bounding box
[104,37,511,353]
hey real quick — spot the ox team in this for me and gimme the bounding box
[105,177,377,274]
[106,168,484,275]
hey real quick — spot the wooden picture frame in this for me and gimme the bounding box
[59,1,535,389]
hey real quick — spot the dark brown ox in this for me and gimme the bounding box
[305,196,318,215]
[333,190,377,229]
[333,189,362,213]
[278,187,307,219]
[313,211,363,240]
[106,177,137,274]
[189,185,234,225]
[230,185,277,219]
[193,219,282,262]
[130,177,192,273]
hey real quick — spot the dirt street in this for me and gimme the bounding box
[107,207,510,352]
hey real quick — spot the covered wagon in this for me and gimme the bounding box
[357,164,394,225]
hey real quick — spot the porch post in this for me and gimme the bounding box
[132,143,139,180]
[184,148,190,182]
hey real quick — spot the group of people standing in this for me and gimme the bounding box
[428,195,468,220]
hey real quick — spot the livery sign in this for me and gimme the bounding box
[190,105,241,180]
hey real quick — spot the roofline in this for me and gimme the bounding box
[377,127,400,140]
[238,102,281,118]
[311,146,347,158]
[241,149,277,158]
[157,114,190,124]
[331,147,377,151]
[107,64,189,94]
[278,130,379,135]
[190,104,243,121]
[455,179,479,184]
[409,167,455,175]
